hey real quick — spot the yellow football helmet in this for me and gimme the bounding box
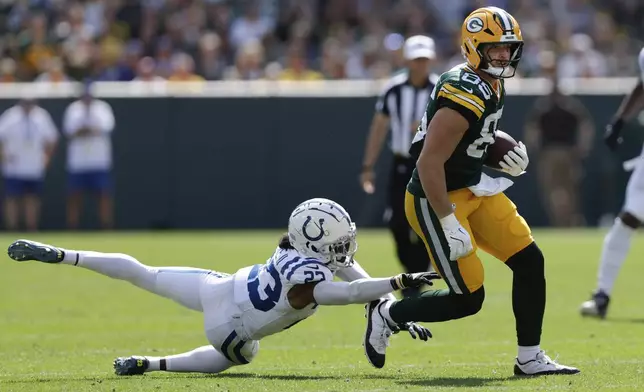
[461,6,523,78]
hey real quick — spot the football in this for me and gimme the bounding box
[484,130,518,169]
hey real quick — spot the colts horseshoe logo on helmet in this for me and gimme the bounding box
[302,216,326,241]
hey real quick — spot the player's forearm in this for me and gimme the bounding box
[418,159,452,218]
[336,261,397,301]
[313,278,395,306]
[336,261,370,281]
[615,81,644,122]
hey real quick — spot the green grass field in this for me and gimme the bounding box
[0,229,643,392]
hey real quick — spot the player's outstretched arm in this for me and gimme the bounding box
[335,260,397,301]
[311,272,439,306]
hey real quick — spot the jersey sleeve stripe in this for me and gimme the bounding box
[285,260,328,280]
[437,90,484,119]
[442,84,486,108]
[278,257,302,275]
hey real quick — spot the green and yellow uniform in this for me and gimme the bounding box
[404,63,533,294]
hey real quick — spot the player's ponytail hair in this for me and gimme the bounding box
[278,233,295,250]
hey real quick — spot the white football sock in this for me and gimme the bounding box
[597,218,634,296]
[380,300,396,326]
[146,346,235,373]
[517,345,541,363]
[60,250,80,265]
[61,250,208,311]
[63,251,158,292]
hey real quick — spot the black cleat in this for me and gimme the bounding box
[114,356,149,376]
[7,240,64,263]
[580,290,610,319]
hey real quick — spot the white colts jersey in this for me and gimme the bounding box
[231,247,334,340]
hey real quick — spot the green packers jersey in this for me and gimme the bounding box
[407,63,505,195]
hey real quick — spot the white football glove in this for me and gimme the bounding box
[499,142,529,177]
[440,213,473,261]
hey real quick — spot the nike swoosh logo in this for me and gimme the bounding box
[462,87,474,94]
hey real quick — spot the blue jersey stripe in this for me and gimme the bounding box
[233,340,250,364]
[285,260,328,280]
[278,257,301,275]
[273,253,290,269]
[220,331,237,363]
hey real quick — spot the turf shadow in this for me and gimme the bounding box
[396,375,522,388]
[209,372,338,381]
[607,317,644,324]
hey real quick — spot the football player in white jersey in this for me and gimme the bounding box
[580,47,644,319]
[7,198,435,375]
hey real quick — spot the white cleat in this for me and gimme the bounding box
[514,350,580,376]
[363,299,393,369]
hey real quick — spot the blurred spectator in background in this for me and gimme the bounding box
[168,52,205,82]
[229,0,274,51]
[0,0,640,82]
[197,32,226,80]
[133,56,164,81]
[0,59,17,83]
[0,98,58,231]
[278,44,323,80]
[224,39,265,80]
[558,33,608,78]
[524,51,595,227]
[35,57,70,82]
[62,83,116,230]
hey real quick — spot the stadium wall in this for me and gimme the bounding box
[0,80,640,230]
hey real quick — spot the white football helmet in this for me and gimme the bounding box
[288,198,357,270]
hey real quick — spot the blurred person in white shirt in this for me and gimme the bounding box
[0,98,58,231]
[557,33,608,78]
[62,82,115,230]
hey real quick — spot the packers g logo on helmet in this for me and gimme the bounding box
[461,7,524,79]
[466,17,484,33]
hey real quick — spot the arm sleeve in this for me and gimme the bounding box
[312,278,394,305]
[335,260,397,302]
[434,82,485,127]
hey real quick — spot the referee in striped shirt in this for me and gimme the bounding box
[360,36,438,294]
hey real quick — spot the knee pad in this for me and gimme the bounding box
[238,340,259,364]
[456,285,485,316]
[506,242,544,277]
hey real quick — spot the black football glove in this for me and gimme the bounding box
[392,321,433,341]
[604,118,624,151]
[390,271,441,291]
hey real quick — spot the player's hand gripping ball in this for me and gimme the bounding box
[485,131,528,176]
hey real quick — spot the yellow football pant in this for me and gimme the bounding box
[405,188,534,294]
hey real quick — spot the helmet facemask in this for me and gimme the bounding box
[477,41,523,79]
[317,223,358,270]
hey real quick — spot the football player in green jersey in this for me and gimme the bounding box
[362,6,580,376]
